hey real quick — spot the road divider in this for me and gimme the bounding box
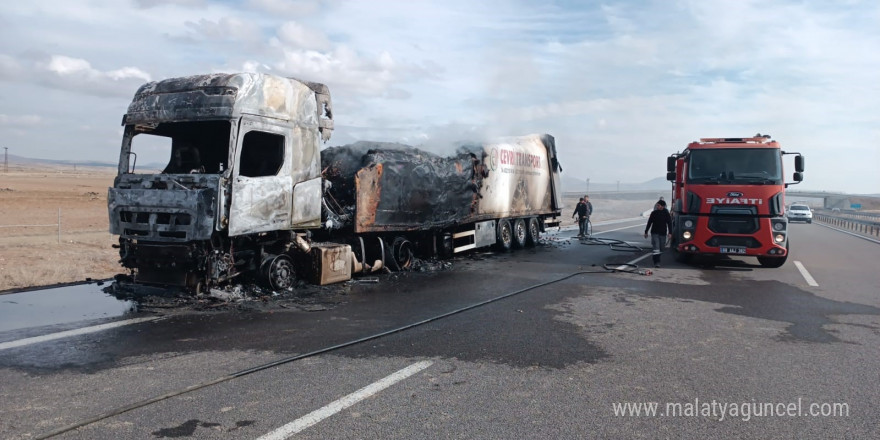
[814,214,880,239]
[814,221,880,245]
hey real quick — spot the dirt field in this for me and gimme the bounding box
[0,166,119,291]
[0,165,657,292]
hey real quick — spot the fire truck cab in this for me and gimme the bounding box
[666,134,804,268]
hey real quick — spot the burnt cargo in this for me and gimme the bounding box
[322,134,563,233]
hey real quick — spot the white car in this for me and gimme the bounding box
[787,204,813,223]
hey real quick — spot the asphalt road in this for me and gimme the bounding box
[1,220,878,439]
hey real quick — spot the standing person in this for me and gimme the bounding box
[583,195,593,237]
[572,197,588,238]
[644,199,673,267]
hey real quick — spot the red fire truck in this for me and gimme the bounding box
[666,135,804,267]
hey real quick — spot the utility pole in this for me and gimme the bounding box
[4,147,7,172]
[586,178,590,194]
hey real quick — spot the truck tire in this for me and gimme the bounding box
[438,233,454,259]
[496,220,513,251]
[757,254,787,268]
[512,218,527,248]
[673,250,693,264]
[671,238,692,263]
[526,218,540,247]
[391,236,414,270]
[260,254,295,290]
[758,243,789,268]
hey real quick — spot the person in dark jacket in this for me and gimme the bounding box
[583,195,593,235]
[572,198,588,238]
[644,199,673,267]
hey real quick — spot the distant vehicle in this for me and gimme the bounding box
[831,207,841,213]
[787,204,813,223]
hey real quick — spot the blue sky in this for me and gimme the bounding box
[1,0,878,193]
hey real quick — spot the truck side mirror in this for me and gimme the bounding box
[667,156,676,172]
[793,172,803,182]
[795,155,804,172]
[666,171,675,181]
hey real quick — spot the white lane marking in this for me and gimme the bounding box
[596,223,653,270]
[594,217,645,226]
[571,222,652,270]
[0,317,158,351]
[622,252,653,270]
[793,261,819,287]
[592,223,644,235]
[558,217,644,234]
[256,360,434,440]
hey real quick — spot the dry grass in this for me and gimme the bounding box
[0,166,120,291]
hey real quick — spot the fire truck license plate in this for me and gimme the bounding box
[720,246,747,254]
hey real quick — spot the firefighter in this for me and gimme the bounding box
[644,199,673,267]
[572,197,588,238]
[583,195,594,235]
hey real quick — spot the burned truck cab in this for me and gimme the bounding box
[108,73,333,289]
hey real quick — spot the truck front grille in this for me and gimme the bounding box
[708,205,760,234]
[707,216,759,234]
[706,236,762,248]
[119,210,194,241]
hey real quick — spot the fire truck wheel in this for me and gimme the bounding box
[670,236,691,263]
[673,247,692,263]
[513,218,527,248]
[526,218,540,246]
[758,242,788,268]
[496,220,513,252]
[757,254,787,268]
[260,254,296,290]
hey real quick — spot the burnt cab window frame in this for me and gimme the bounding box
[238,130,285,178]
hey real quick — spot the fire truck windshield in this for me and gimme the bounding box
[687,148,782,184]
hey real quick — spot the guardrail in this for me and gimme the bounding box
[822,212,880,222]
[814,213,880,238]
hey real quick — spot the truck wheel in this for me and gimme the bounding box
[391,236,414,270]
[757,255,787,268]
[512,218,527,248]
[496,220,513,251]
[758,242,789,268]
[526,218,540,247]
[438,233,454,259]
[673,250,693,264]
[260,254,295,290]
[671,238,692,263]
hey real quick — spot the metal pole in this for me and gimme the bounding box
[4,147,7,172]
[58,208,61,244]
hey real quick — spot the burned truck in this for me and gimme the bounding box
[108,72,563,292]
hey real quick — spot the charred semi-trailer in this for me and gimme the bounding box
[107,72,562,292]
